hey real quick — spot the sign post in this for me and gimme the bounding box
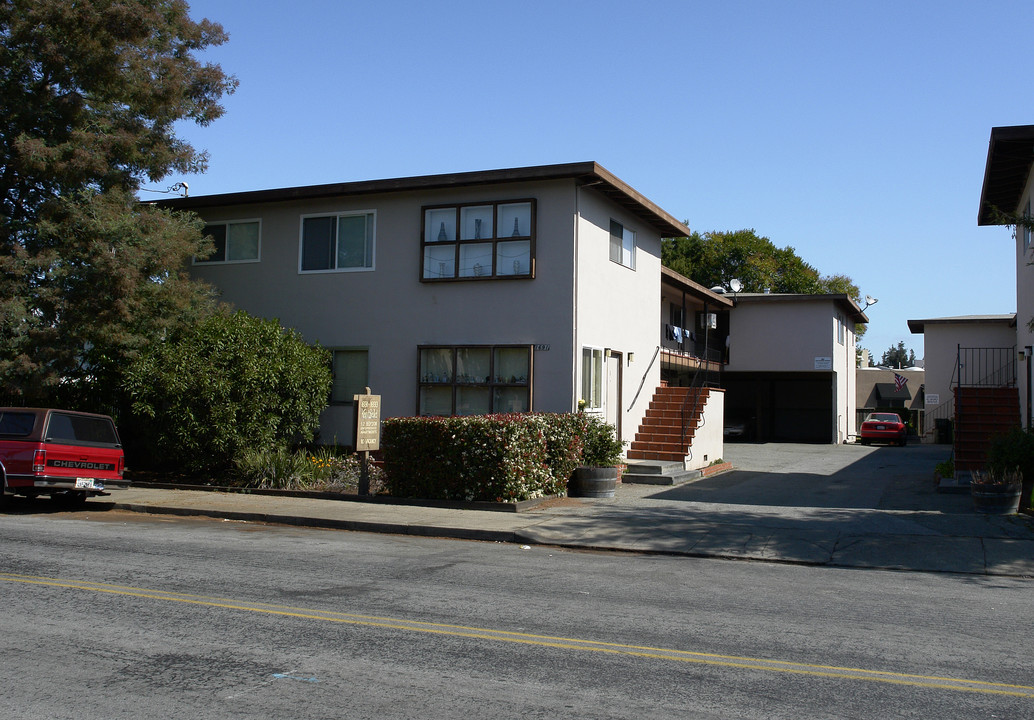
[352,387,381,496]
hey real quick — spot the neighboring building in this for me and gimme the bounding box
[721,293,867,443]
[855,365,925,431]
[978,124,1034,430]
[160,162,727,466]
[907,315,1016,441]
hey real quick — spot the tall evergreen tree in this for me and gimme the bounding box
[0,0,237,406]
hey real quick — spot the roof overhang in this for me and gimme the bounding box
[660,267,734,307]
[155,161,693,238]
[907,314,1017,334]
[978,125,1034,225]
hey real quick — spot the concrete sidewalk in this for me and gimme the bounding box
[104,481,1034,578]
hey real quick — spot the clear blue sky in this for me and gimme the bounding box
[163,0,1034,363]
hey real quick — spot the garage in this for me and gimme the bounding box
[722,371,835,443]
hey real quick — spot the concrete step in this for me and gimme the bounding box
[622,459,700,485]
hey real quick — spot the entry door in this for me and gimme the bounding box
[605,352,623,438]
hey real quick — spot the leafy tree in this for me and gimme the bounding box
[880,341,917,368]
[662,228,866,338]
[124,311,333,473]
[0,0,236,406]
[661,229,860,297]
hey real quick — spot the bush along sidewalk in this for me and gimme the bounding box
[381,412,620,502]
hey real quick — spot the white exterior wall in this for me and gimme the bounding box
[573,189,662,447]
[920,320,1017,424]
[725,301,835,372]
[725,297,857,443]
[190,179,585,442]
[692,389,725,469]
[1017,174,1034,428]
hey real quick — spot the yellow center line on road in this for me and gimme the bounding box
[3,571,1032,698]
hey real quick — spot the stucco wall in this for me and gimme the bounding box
[189,178,586,441]
[688,389,724,470]
[573,188,662,445]
[918,320,1016,423]
[1017,174,1034,428]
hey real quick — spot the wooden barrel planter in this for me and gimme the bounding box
[971,482,1022,515]
[569,466,618,498]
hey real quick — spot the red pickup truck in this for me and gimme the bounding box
[0,407,129,507]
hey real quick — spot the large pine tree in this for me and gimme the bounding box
[0,0,237,407]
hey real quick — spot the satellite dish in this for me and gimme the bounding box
[729,278,743,293]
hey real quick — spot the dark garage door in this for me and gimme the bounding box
[723,372,833,443]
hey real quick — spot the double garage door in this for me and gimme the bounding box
[723,372,834,443]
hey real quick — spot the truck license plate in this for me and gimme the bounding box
[75,478,102,490]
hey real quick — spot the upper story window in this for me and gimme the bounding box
[422,200,535,281]
[300,211,375,273]
[836,312,845,345]
[196,220,261,264]
[610,219,636,269]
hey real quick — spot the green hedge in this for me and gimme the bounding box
[381,412,621,502]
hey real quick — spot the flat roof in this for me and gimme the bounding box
[156,161,693,238]
[907,314,1016,334]
[978,125,1034,226]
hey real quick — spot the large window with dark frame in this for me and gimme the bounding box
[197,219,261,263]
[300,211,375,272]
[418,345,532,415]
[422,200,535,281]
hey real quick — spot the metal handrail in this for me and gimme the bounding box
[627,345,661,413]
[679,346,722,447]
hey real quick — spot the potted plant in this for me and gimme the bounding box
[986,427,1034,512]
[569,414,624,498]
[970,467,1023,515]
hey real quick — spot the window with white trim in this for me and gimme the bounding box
[836,312,845,345]
[300,211,375,272]
[418,345,531,415]
[609,219,636,269]
[331,349,369,404]
[581,347,603,409]
[422,200,535,281]
[197,220,261,263]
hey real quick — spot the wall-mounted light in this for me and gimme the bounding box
[628,352,635,364]
[604,348,612,358]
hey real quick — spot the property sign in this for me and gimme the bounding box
[353,391,381,452]
[926,393,939,406]
[814,357,832,370]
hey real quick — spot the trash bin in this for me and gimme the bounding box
[934,418,953,444]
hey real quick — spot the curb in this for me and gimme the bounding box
[112,501,519,543]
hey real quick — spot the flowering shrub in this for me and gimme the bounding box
[381,412,622,502]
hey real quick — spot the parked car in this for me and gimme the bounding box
[0,408,128,507]
[859,412,907,447]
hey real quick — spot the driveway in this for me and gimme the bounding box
[649,442,969,513]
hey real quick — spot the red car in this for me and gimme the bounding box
[859,412,908,447]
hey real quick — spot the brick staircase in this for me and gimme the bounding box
[626,386,709,462]
[953,386,1021,472]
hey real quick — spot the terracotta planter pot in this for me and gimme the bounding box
[569,466,618,498]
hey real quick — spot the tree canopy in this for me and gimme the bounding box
[0,0,237,406]
[880,341,917,369]
[661,229,860,299]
